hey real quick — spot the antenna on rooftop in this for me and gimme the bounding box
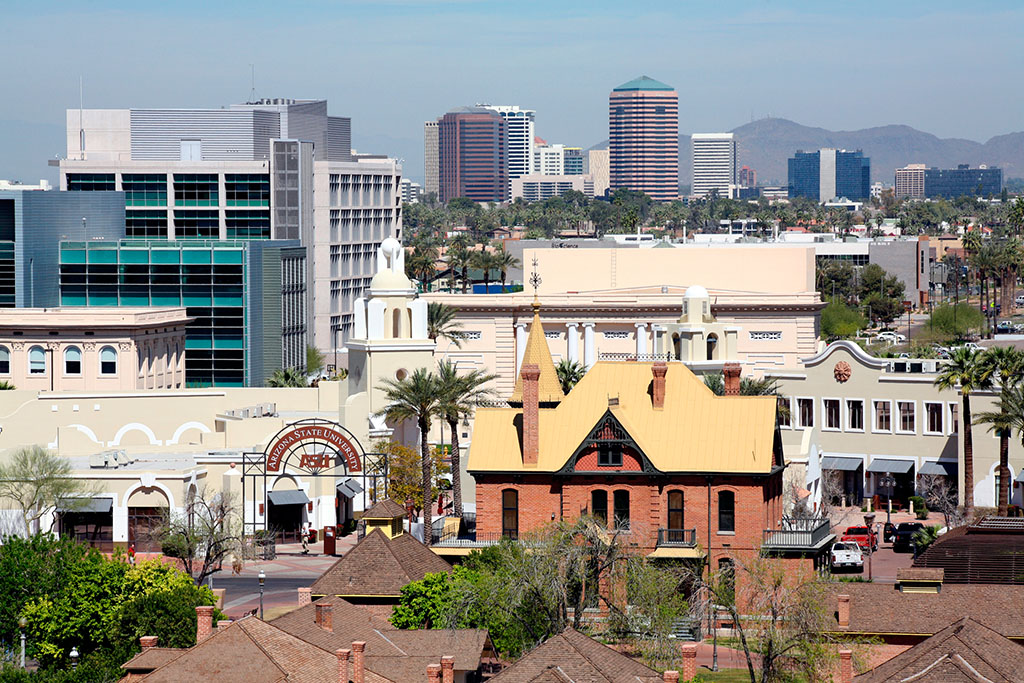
[249,64,256,103]
[79,76,85,160]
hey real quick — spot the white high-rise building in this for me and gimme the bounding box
[534,143,566,176]
[691,133,738,198]
[478,104,535,180]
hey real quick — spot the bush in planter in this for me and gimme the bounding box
[909,496,928,519]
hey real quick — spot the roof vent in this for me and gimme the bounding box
[608,396,619,407]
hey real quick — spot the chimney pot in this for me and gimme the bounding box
[195,605,214,644]
[839,649,853,683]
[663,671,680,683]
[336,648,350,683]
[217,619,232,632]
[298,587,312,606]
[521,363,540,466]
[139,636,158,650]
[681,643,697,681]
[837,594,851,628]
[723,362,741,396]
[427,663,442,683]
[652,361,668,409]
[441,655,455,683]
[352,641,366,683]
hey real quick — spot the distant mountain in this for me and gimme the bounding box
[590,118,1024,187]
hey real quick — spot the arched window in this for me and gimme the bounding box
[667,490,684,531]
[613,490,630,531]
[392,308,402,338]
[99,346,117,375]
[706,333,719,361]
[502,489,518,539]
[718,490,735,533]
[28,346,45,374]
[64,346,82,375]
[672,333,681,360]
[591,490,608,526]
[0,346,9,374]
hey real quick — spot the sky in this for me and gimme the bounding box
[1,0,1022,184]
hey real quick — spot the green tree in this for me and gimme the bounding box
[470,250,499,293]
[925,303,985,340]
[493,246,520,293]
[305,345,325,377]
[378,368,441,543]
[435,361,496,515]
[862,292,904,325]
[820,301,867,339]
[377,440,449,517]
[858,263,905,303]
[935,347,993,514]
[555,359,586,395]
[158,489,243,586]
[974,347,1024,515]
[267,367,307,388]
[815,260,856,303]
[0,446,95,535]
[427,302,464,348]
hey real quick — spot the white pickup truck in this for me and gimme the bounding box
[830,541,864,572]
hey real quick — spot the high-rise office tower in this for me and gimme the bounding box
[691,133,738,198]
[478,105,535,180]
[424,120,439,197]
[438,107,507,203]
[787,148,870,201]
[562,148,584,175]
[608,76,679,201]
[587,149,610,197]
[739,165,757,188]
[894,164,926,199]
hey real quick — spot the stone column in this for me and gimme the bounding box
[635,323,648,357]
[566,323,579,363]
[515,323,528,374]
[582,323,596,369]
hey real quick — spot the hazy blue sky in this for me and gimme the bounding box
[2,0,1022,183]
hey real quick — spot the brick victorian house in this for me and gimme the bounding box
[461,301,833,577]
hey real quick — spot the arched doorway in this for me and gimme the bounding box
[267,476,309,543]
[127,486,170,552]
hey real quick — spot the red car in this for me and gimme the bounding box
[840,526,878,552]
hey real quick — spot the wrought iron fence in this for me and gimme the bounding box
[656,528,698,547]
[762,517,831,548]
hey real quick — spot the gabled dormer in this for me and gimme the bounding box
[558,408,659,474]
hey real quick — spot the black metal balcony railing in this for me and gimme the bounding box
[657,528,698,547]
[762,517,832,548]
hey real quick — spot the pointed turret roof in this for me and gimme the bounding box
[613,75,674,92]
[509,300,564,405]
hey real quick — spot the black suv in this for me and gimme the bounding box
[893,522,924,552]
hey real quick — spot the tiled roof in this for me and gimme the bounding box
[913,522,1024,583]
[121,647,184,673]
[855,617,1024,681]
[363,498,408,519]
[827,583,1024,637]
[509,304,564,404]
[489,628,661,683]
[309,529,452,597]
[471,361,777,474]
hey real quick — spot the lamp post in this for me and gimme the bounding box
[258,569,266,620]
[18,616,26,668]
[69,646,79,670]
[878,474,896,527]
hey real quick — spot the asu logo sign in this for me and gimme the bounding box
[265,421,363,473]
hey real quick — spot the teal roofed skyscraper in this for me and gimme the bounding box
[613,75,674,92]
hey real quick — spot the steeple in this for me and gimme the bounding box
[510,258,563,404]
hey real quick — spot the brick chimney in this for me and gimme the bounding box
[681,643,697,681]
[352,641,366,683]
[195,606,214,643]
[298,587,311,606]
[316,602,334,632]
[427,663,441,683]
[652,361,668,409]
[139,636,158,650]
[723,362,741,396]
[839,649,853,683]
[837,594,850,628]
[441,655,454,683]
[663,671,680,683]
[217,620,232,632]
[521,363,540,466]
[336,649,350,683]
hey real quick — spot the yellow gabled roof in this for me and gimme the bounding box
[470,361,778,474]
[509,301,564,404]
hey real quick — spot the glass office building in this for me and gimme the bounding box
[924,166,1002,198]
[788,149,870,201]
[59,239,305,387]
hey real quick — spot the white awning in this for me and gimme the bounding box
[267,490,310,506]
[866,458,915,474]
[821,456,863,472]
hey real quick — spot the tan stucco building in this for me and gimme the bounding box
[0,308,190,392]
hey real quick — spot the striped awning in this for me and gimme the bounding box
[920,461,957,477]
[866,458,915,474]
[267,490,310,506]
[821,456,863,472]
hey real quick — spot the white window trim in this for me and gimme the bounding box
[63,346,83,377]
[923,401,945,436]
[821,397,842,432]
[795,396,815,430]
[872,399,893,434]
[896,400,917,435]
[845,398,866,433]
[99,346,118,376]
[777,396,793,429]
[947,402,959,437]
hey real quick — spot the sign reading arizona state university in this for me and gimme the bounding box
[266,422,363,473]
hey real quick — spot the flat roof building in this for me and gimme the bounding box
[926,164,1002,198]
[423,120,439,197]
[691,133,738,198]
[788,148,870,201]
[478,104,535,180]
[609,76,679,202]
[438,107,508,203]
[510,174,595,202]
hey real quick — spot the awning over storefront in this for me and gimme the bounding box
[336,479,363,498]
[920,461,957,477]
[57,497,113,514]
[866,458,915,474]
[821,456,863,472]
[267,490,311,506]
[1016,470,1024,484]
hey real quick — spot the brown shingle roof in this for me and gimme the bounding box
[363,499,408,519]
[309,529,452,597]
[913,524,1024,584]
[121,647,184,674]
[854,617,1024,681]
[826,584,1024,638]
[489,628,661,683]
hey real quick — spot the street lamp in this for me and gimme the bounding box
[69,646,79,670]
[18,616,26,668]
[878,474,896,526]
[258,569,266,620]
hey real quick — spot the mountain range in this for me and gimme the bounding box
[591,117,1024,187]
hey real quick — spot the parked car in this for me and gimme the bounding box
[954,342,983,352]
[830,541,864,572]
[840,526,878,552]
[876,331,907,344]
[1015,295,1024,306]
[996,320,1015,334]
[893,522,924,552]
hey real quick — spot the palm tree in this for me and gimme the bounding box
[378,368,440,545]
[493,247,520,293]
[935,348,992,515]
[471,250,499,293]
[435,361,496,515]
[555,359,587,395]
[267,368,307,387]
[427,302,463,348]
[975,347,1024,515]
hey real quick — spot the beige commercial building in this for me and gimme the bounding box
[895,164,926,199]
[586,149,610,196]
[0,308,189,392]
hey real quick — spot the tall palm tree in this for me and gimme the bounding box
[493,247,520,293]
[378,368,440,545]
[435,361,496,515]
[935,347,992,515]
[975,347,1024,515]
[555,359,587,395]
[427,302,463,348]
[471,250,498,293]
